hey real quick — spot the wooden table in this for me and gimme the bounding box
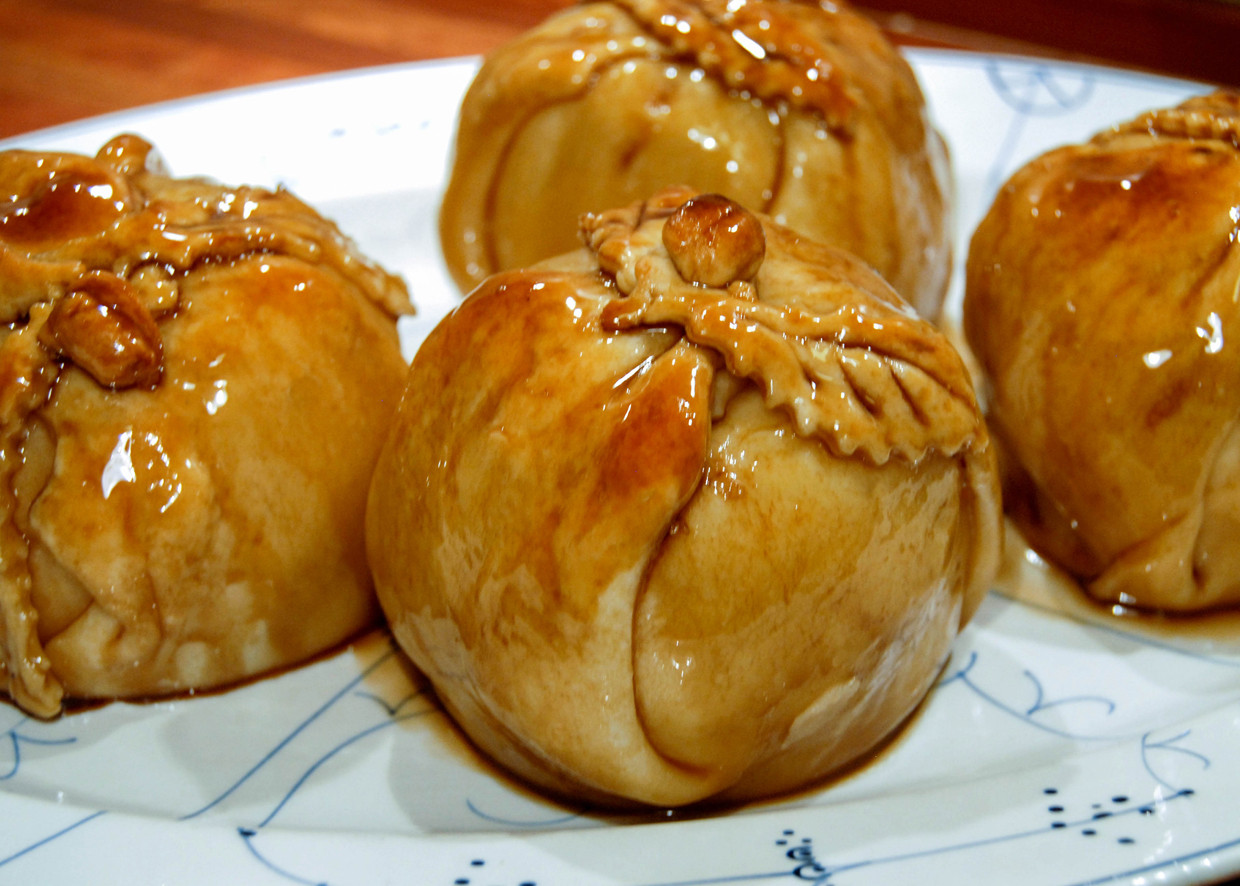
[2,0,1238,141]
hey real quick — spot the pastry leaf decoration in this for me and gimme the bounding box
[584,189,983,465]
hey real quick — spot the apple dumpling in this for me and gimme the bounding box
[964,90,1240,613]
[370,188,999,807]
[439,0,953,320]
[0,134,413,717]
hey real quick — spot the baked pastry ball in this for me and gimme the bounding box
[964,90,1240,613]
[439,0,952,320]
[0,134,413,717]
[369,188,1000,807]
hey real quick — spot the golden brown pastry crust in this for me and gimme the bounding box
[964,90,1240,613]
[370,188,999,807]
[1,135,413,717]
[438,0,951,319]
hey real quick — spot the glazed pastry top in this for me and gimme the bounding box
[578,186,982,465]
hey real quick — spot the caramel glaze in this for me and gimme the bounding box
[370,188,999,807]
[439,0,951,320]
[964,89,1240,614]
[1,134,412,718]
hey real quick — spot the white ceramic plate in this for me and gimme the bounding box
[3,50,1239,886]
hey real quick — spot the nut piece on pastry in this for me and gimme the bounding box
[0,134,413,718]
[369,188,1000,807]
[438,0,953,320]
[963,90,1240,613]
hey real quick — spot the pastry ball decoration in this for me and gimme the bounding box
[0,135,413,717]
[438,0,953,320]
[369,188,1000,807]
[964,90,1240,612]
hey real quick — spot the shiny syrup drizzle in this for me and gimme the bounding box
[0,166,126,247]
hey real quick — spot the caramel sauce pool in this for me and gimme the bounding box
[994,518,1240,651]
[31,535,1240,816]
[364,519,1240,818]
[347,630,589,815]
[349,625,939,823]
